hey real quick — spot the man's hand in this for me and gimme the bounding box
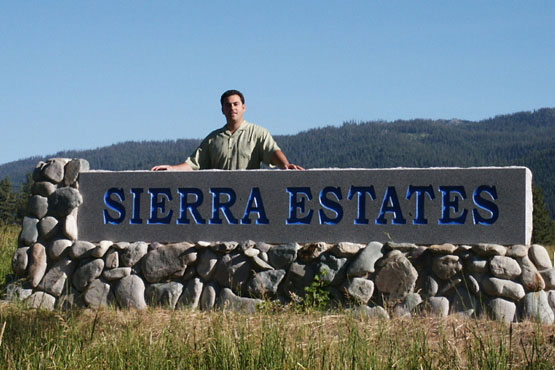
[283,163,305,170]
[151,163,193,171]
[272,150,305,170]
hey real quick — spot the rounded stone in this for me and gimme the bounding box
[49,239,73,260]
[27,195,48,219]
[70,240,96,259]
[12,247,29,276]
[62,210,78,240]
[482,277,525,301]
[115,275,147,309]
[487,298,516,322]
[48,187,83,217]
[28,242,47,288]
[375,254,418,300]
[32,181,57,197]
[38,216,59,240]
[38,258,74,297]
[247,269,286,298]
[73,259,105,291]
[84,279,111,308]
[432,255,462,280]
[345,277,374,304]
[20,217,39,246]
[529,245,553,270]
[489,255,522,279]
[506,244,528,258]
[518,256,545,292]
[25,292,56,310]
[472,244,506,257]
[427,296,449,317]
[120,241,149,267]
[42,159,65,183]
[521,291,554,324]
[347,241,384,277]
[539,268,555,290]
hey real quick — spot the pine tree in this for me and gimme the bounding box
[532,185,555,245]
[0,176,16,224]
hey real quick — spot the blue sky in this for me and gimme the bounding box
[1,1,554,164]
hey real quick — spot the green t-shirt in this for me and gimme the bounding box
[185,121,281,170]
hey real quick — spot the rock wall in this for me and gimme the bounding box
[5,159,555,323]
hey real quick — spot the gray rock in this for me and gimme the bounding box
[344,277,374,304]
[386,242,418,252]
[48,187,83,217]
[212,241,238,253]
[12,247,29,276]
[243,247,259,257]
[32,161,47,182]
[31,181,57,197]
[145,282,183,309]
[331,242,365,257]
[427,296,449,317]
[251,255,274,270]
[268,243,298,269]
[428,243,457,254]
[102,267,131,281]
[298,242,333,262]
[49,239,73,260]
[182,265,197,281]
[62,209,78,240]
[200,282,218,310]
[259,251,268,262]
[73,259,104,291]
[247,269,286,298]
[113,242,130,250]
[38,216,58,240]
[115,275,147,309]
[432,255,462,280]
[28,243,47,287]
[506,244,528,258]
[25,291,56,310]
[64,159,89,186]
[120,241,149,267]
[529,244,553,270]
[70,240,96,259]
[352,305,390,320]
[28,195,48,219]
[255,241,273,253]
[393,293,422,317]
[489,255,522,279]
[466,274,481,294]
[466,256,489,274]
[196,249,219,280]
[216,288,263,313]
[450,288,479,317]
[317,253,348,286]
[548,290,555,312]
[539,268,555,290]
[20,217,39,246]
[213,252,252,292]
[142,243,196,283]
[84,279,111,308]
[518,256,545,292]
[283,262,317,298]
[178,278,204,309]
[420,274,439,298]
[38,258,74,296]
[92,240,112,258]
[42,159,65,183]
[482,277,525,301]
[472,244,506,257]
[520,291,554,324]
[375,254,418,300]
[347,241,384,277]
[104,249,119,269]
[4,282,33,301]
[487,298,516,323]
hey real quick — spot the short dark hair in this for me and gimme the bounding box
[220,89,245,106]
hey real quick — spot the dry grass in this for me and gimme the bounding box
[1,305,554,369]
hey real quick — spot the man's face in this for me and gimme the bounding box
[221,94,246,125]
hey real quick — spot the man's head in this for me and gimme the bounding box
[221,89,246,126]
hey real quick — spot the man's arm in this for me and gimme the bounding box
[271,150,305,170]
[151,162,193,171]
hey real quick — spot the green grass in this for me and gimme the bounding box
[0,307,553,369]
[0,224,19,289]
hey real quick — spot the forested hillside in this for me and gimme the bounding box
[1,108,554,216]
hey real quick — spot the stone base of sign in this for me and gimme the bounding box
[5,159,551,324]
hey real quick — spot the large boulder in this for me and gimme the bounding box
[142,243,196,283]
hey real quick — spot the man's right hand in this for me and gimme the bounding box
[151,162,194,171]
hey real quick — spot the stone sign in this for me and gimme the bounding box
[77,167,532,245]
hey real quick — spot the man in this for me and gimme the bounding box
[151,90,304,171]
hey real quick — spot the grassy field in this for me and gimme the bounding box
[1,225,554,369]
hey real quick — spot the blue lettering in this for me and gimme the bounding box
[210,188,238,224]
[439,186,468,225]
[319,186,343,225]
[347,186,376,224]
[406,185,435,225]
[148,188,173,224]
[241,187,269,224]
[473,185,499,225]
[177,188,206,224]
[130,188,143,224]
[376,187,406,225]
[103,188,126,225]
[286,187,314,224]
